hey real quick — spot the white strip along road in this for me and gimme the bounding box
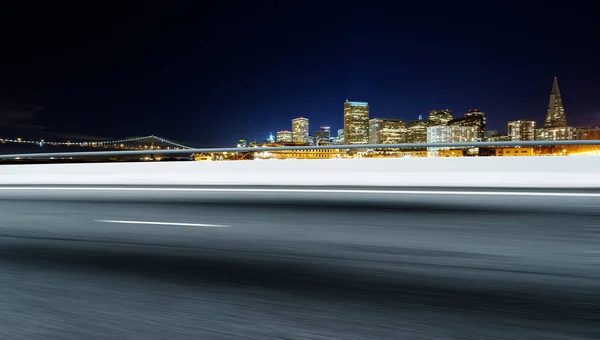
[2,186,600,197]
[1,156,600,188]
[95,220,231,228]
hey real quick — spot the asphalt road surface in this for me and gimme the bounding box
[1,186,599,339]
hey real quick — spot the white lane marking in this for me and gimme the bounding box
[0,186,599,197]
[95,220,230,228]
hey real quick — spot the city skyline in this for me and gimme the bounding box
[257,77,586,146]
[0,3,598,147]
[0,73,596,148]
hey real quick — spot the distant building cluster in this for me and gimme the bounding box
[235,78,600,158]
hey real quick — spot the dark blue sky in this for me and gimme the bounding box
[0,1,598,147]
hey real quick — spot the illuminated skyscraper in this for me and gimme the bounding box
[449,109,486,141]
[337,129,344,143]
[315,126,331,145]
[369,118,407,144]
[368,119,379,144]
[428,109,454,125]
[508,120,536,141]
[544,77,567,128]
[537,78,570,140]
[408,119,432,143]
[343,100,369,144]
[276,130,293,143]
[292,117,309,143]
[427,125,477,156]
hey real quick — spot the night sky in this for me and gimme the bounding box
[0,1,598,147]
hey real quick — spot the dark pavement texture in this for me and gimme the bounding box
[0,187,599,339]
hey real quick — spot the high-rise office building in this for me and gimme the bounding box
[337,129,344,143]
[428,109,454,126]
[544,77,567,128]
[369,118,407,144]
[368,119,379,144]
[508,120,536,141]
[315,126,331,145]
[292,117,309,143]
[276,130,293,143]
[450,109,486,141]
[408,119,432,143]
[343,100,369,144]
[426,125,477,157]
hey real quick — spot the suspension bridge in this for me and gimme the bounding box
[0,135,192,150]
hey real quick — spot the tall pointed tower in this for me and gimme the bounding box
[544,77,567,128]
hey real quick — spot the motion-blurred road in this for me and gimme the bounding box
[1,186,599,339]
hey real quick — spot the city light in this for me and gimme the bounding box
[1,78,599,162]
[222,77,599,161]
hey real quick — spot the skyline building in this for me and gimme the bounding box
[487,133,511,142]
[426,125,477,156]
[408,119,432,144]
[571,127,600,140]
[535,127,572,141]
[315,126,331,145]
[508,120,536,141]
[368,119,379,144]
[449,109,486,141]
[276,130,293,143]
[343,100,369,144]
[427,125,478,143]
[484,130,499,140]
[240,78,598,147]
[544,77,567,128]
[292,117,309,143]
[369,118,407,144]
[428,109,454,126]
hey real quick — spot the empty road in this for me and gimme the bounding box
[1,186,599,339]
